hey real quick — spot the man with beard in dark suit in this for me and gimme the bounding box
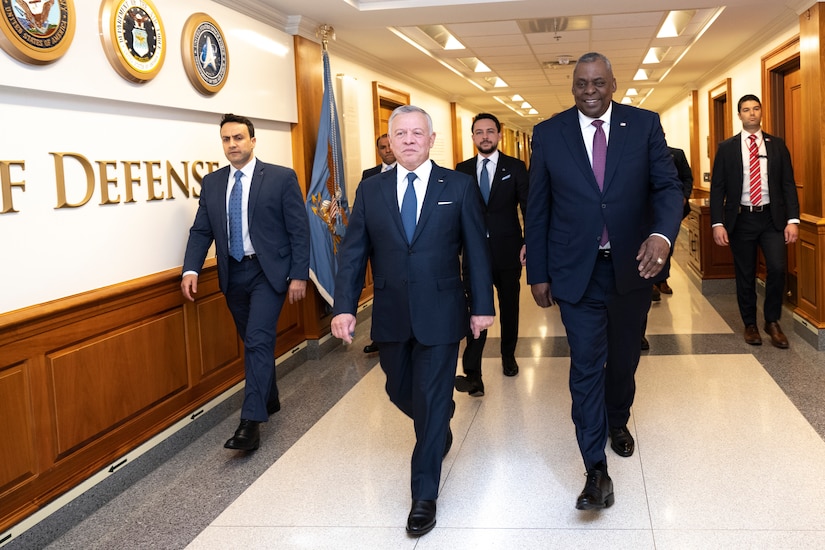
[454,113,528,396]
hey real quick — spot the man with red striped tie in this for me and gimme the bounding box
[710,94,800,348]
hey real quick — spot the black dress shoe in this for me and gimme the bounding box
[609,425,635,457]
[502,356,519,377]
[454,374,485,396]
[406,499,436,536]
[224,419,260,451]
[363,342,379,353]
[267,398,281,415]
[575,466,614,510]
[443,427,453,458]
[640,336,650,351]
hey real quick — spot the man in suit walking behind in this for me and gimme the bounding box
[710,94,800,348]
[360,133,397,354]
[181,113,310,451]
[331,105,494,537]
[455,113,528,396]
[525,52,683,511]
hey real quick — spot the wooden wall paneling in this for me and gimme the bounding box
[689,90,701,193]
[47,311,188,459]
[0,266,245,532]
[292,34,329,339]
[450,102,462,167]
[795,4,825,329]
[0,363,36,495]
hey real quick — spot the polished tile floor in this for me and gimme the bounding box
[8,249,825,550]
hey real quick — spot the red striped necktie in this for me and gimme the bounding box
[748,134,761,206]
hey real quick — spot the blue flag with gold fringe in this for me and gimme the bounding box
[306,48,348,307]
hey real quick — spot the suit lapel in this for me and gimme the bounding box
[413,163,447,244]
[560,110,599,193]
[378,169,407,241]
[489,154,508,203]
[247,160,264,228]
[604,103,630,193]
[213,166,231,245]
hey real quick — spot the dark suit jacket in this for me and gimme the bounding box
[709,131,799,233]
[333,162,494,345]
[362,164,382,180]
[182,159,310,294]
[668,146,694,218]
[456,152,528,270]
[525,102,684,302]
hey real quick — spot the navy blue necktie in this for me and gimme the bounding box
[229,170,244,261]
[479,158,490,204]
[401,172,417,243]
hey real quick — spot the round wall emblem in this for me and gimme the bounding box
[181,13,229,95]
[99,0,165,82]
[0,0,76,64]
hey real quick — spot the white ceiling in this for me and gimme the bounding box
[216,0,810,132]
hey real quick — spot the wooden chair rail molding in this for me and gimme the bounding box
[0,261,306,533]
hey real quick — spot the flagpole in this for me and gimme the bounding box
[316,24,334,52]
[306,24,348,307]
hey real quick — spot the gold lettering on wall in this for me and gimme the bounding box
[166,161,189,198]
[0,155,220,213]
[145,161,163,201]
[96,161,120,205]
[0,160,26,214]
[53,153,95,208]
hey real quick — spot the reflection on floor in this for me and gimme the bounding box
[6,258,825,550]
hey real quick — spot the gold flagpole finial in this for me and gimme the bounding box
[316,24,335,51]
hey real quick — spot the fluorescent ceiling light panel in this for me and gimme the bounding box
[643,47,669,64]
[657,10,695,38]
[418,24,465,50]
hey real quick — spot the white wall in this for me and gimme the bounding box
[0,1,296,314]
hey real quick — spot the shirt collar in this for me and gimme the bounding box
[231,158,256,180]
[578,102,613,130]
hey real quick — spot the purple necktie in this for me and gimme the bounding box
[592,120,609,246]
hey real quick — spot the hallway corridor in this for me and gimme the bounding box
[7,249,825,550]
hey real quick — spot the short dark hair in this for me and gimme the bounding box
[576,52,613,73]
[737,94,761,112]
[376,133,389,147]
[472,113,500,133]
[220,113,255,138]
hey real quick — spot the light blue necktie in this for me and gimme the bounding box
[401,172,417,243]
[229,170,244,261]
[479,158,490,204]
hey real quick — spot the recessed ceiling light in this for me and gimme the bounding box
[657,10,695,38]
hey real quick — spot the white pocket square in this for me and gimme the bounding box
[438,201,452,205]
[502,174,511,180]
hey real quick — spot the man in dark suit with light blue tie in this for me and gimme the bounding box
[332,105,494,537]
[525,53,683,510]
[181,114,310,452]
[455,113,529,396]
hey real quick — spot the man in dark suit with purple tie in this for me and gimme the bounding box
[525,53,683,511]
[332,105,494,537]
[454,113,528,396]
